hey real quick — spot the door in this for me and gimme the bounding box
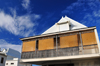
[48,63,74,66]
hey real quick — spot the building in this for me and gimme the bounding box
[5,58,32,66]
[4,48,32,66]
[0,48,7,66]
[6,48,21,60]
[20,16,100,66]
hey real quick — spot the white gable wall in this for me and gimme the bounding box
[59,23,69,31]
[0,54,7,66]
[43,24,58,34]
[42,16,87,34]
[65,16,87,30]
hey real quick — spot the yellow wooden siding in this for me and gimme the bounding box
[81,32,97,46]
[60,35,79,48]
[22,41,36,52]
[38,38,54,50]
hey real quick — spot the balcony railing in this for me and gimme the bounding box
[21,44,99,59]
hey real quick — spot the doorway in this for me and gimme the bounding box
[48,63,74,66]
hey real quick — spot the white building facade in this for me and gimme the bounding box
[4,48,32,66]
[5,58,32,66]
[43,16,87,34]
[20,16,100,66]
[0,48,7,66]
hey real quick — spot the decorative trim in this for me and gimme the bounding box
[56,21,69,25]
[81,30,94,34]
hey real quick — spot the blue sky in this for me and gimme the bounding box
[0,0,100,65]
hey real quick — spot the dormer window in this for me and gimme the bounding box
[56,21,70,31]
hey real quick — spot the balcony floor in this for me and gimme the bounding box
[20,53,100,65]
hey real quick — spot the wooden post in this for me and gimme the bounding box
[56,35,58,56]
[79,32,84,54]
[35,39,37,58]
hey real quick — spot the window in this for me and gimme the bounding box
[11,63,14,65]
[1,57,4,63]
[6,63,8,65]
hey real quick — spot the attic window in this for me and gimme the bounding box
[11,63,14,65]
[6,63,8,65]
[58,21,70,31]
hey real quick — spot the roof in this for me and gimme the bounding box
[20,26,96,41]
[42,16,87,34]
[6,48,21,59]
[0,48,21,59]
[20,16,95,41]
[0,48,7,56]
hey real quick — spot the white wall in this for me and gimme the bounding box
[0,54,7,66]
[5,58,32,66]
[59,23,69,31]
[5,60,18,66]
[42,16,87,34]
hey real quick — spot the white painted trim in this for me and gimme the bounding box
[20,53,100,63]
[94,29,100,53]
[20,27,96,41]
[56,23,60,32]
[57,21,69,25]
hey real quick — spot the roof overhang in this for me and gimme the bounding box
[56,21,70,25]
[20,26,96,41]
[0,52,7,56]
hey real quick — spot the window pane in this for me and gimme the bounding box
[6,63,8,65]
[11,63,14,65]
[1,57,4,63]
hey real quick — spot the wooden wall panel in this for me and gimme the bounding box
[82,32,97,46]
[22,41,36,52]
[38,38,54,50]
[60,35,78,48]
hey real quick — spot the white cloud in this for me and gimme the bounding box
[0,9,40,37]
[0,39,22,52]
[62,0,98,14]
[62,0,100,25]
[22,0,30,9]
[62,0,100,39]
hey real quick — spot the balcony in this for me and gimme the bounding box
[20,27,100,64]
[21,44,99,59]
